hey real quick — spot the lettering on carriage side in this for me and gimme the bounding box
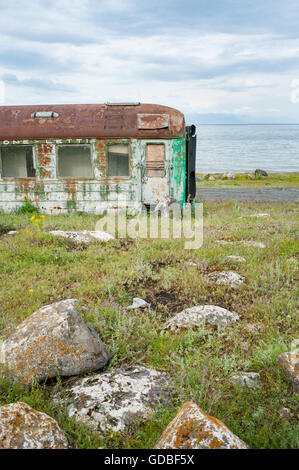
[0,139,92,145]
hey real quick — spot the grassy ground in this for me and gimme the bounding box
[197,172,299,188]
[0,201,298,449]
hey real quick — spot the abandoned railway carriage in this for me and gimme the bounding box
[0,103,196,213]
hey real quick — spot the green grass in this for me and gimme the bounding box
[197,172,299,188]
[0,201,298,449]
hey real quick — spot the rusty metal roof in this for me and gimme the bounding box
[0,103,185,140]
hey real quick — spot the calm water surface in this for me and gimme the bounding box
[195,124,299,173]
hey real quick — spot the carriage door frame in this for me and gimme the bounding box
[140,139,172,206]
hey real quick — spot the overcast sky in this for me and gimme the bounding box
[0,0,299,123]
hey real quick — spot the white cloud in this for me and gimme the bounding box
[0,2,298,121]
[0,80,5,103]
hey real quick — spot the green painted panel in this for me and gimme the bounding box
[172,138,186,205]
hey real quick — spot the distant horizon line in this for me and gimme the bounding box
[190,123,299,126]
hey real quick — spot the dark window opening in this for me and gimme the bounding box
[0,146,35,178]
[58,145,93,178]
[107,144,129,177]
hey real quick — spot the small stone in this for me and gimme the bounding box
[49,230,114,243]
[0,402,68,449]
[126,297,150,309]
[225,255,246,263]
[216,240,236,246]
[189,261,198,266]
[163,305,239,332]
[7,230,17,235]
[58,365,171,433]
[242,241,266,248]
[0,299,111,384]
[222,171,236,179]
[247,173,255,180]
[208,175,215,181]
[287,257,298,264]
[247,213,269,218]
[255,169,268,177]
[245,322,263,332]
[230,372,261,388]
[206,271,245,288]
[290,339,299,351]
[153,402,248,449]
[279,407,292,419]
[216,240,266,249]
[277,352,299,392]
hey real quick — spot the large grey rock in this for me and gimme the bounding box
[230,372,261,388]
[0,402,68,449]
[163,305,239,332]
[49,230,114,243]
[153,402,249,449]
[205,271,245,288]
[59,365,171,433]
[0,299,111,384]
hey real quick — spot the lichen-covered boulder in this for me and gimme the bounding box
[0,299,111,384]
[59,365,171,433]
[163,305,239,332]
[206,271,245,288]
[49,230,114,243]
[154,402,248,449]
[278,352,299,392]
[0,402,68,449]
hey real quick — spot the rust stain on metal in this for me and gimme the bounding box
[0,104,185,140]
[40,168,52,178]
[38,143,53,154]
[137,113,169,129]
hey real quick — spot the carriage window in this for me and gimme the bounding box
[0,146,35,178]
[146,144,165,177]
[58,146,93,178]
[107,144,129,177]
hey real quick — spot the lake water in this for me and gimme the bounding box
[195,124,299,174]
